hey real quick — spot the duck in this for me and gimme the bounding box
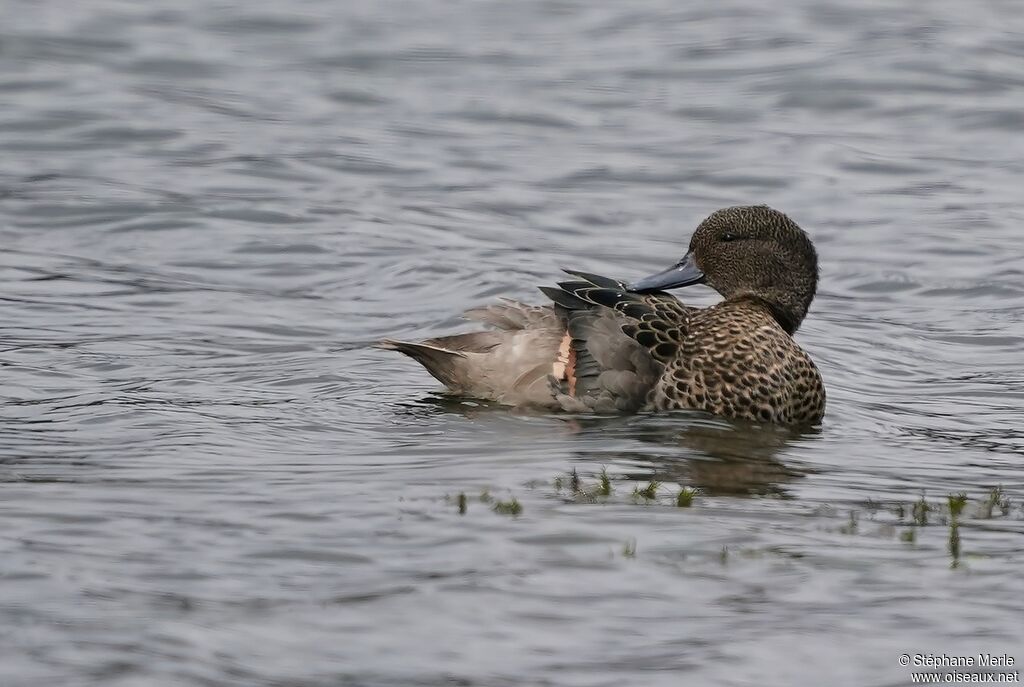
[378,205,825,425]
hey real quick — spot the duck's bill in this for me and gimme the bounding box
[627,252,705,293]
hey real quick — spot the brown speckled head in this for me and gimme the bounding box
[689,205,818,333]
[630,205,818,334]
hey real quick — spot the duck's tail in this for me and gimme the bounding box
[377,300,568,406]
[375,338,470,390]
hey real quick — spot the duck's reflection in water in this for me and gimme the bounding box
[564,413,819,497]
[394,395,818,497]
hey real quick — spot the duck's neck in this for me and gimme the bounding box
[725,293,806,335]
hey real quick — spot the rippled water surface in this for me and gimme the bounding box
[2,1,1023,685]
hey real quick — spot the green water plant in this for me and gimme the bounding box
[457,492,467,515]
[912,495,930,526]
[622,538,637,558]
[598,467,613,497]
[947,492,968,521]
[492,496,522,516]
[839,510,859,535]
[978,486,1010,519]
[948,522,961,568]
[570,467,581,494]
[633,480,660,501]
[676,487,697,508]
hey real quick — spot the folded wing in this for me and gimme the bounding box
[538,270,693,412]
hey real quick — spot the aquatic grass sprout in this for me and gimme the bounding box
[569,467,581,494]
[839,510,859,535]
[633,480,660,502]
[834,489,1020,565]
[676,487,697,507]
[978,486,1010,519]
[948,519,961,568]
[492,496,522,516]
[947,492,968,520]
[554,468,623,502]
[912,495,931,527]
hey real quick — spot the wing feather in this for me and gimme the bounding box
[539,270,693,410]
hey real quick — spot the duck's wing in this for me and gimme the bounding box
[545,270,694,362]
[538,270,693,412]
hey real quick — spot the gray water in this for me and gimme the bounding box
[2,1,1023,685]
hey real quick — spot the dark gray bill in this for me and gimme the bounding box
[627,252,705,293]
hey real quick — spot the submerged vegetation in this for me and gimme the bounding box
[445,489,520,517]
[911,495,931,527]
[979,486,1011,519]
[874,489,1018,568]
[444,477,1015,570]
[946,493,967,568]
[676,487,698,508]
[947,492,968,520]
[570,467,581,494]
[492,496,523,516]
[839,510,859,535]
[633,480,660,502]
[550,467,701,507]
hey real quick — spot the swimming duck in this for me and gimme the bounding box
[379,205,825,425]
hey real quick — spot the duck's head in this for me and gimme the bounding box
[628,205,819,333]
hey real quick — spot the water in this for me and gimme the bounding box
[2,0,1023,685]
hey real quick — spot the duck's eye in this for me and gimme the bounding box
[721,232,740,242]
